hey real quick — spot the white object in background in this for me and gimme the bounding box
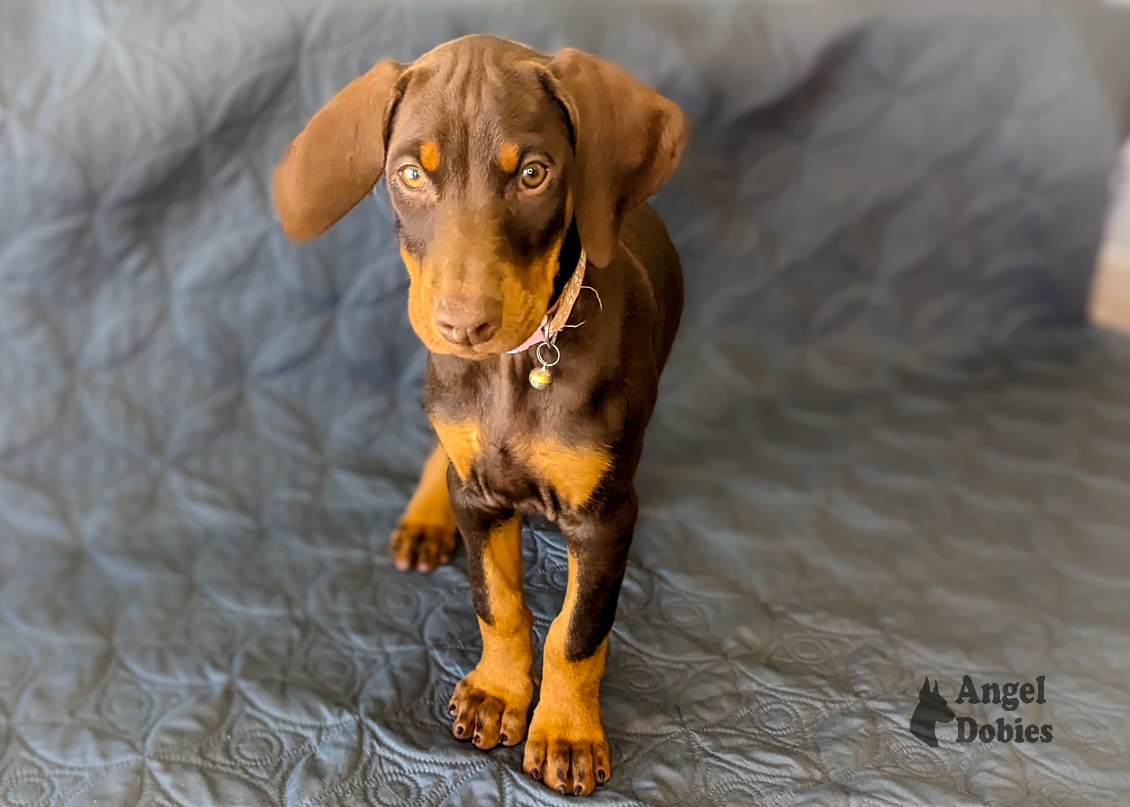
[1089,143,1130,332]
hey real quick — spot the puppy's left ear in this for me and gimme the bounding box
[544,49,689,268]
[272,59,406,241]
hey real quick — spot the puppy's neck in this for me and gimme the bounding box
[548,220,584,313]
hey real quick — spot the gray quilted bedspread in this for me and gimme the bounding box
[3,1,1130,805]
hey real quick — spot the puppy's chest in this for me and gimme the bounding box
[428,409,612,516]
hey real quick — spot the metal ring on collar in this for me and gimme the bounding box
[535,341,561,368]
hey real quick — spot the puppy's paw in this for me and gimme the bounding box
[389,521,456,573]
[448,671,532,750]
[523,705,610,796]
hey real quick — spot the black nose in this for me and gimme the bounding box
[434,296,502,346]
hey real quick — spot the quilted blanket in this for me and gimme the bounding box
[2,1,1130,804]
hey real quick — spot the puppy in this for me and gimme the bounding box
[273,34,687,795]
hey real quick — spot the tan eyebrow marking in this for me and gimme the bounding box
[498,142,520,174]
[420,141,440,172]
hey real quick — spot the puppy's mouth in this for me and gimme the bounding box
[402,228,574,359]
[414,294,553,360]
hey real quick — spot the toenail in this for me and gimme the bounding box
[448,704,458,716]
[574,784,583,795]
[473,734,481,745]
[499,733,508,744]
[597,770,606,783]
[557,785,565,794]
[529,767,539,779]
[454,726,464,737]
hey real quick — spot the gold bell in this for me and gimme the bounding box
[529,365,553,390]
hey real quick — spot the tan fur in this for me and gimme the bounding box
[400,246,441,352]
[389,443,456,572]
[524,553,611,795]
[499,142,520,174]
[403,238,564,358]
[518,438,612,508]
[431,419,480,481]
[449,516,535,748]
[420,141,440,172]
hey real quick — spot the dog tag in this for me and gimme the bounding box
[530,342,560,391]
[529,365,552,390]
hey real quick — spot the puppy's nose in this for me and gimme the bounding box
[434,295,502,347]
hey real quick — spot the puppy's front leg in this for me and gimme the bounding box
[390,442,457,572]
[525,487,636,796]
[448,502,535,749]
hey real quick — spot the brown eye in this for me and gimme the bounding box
[399,165,426,190]
[519,161,548,190]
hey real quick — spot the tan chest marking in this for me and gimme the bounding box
[432,420,480,481]
[518,438,612,509]
[433,421,611,508]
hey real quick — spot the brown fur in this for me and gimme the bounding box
[272,35,687,796]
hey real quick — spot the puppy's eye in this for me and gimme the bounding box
[398,165,426,190]
[519,162,549,190]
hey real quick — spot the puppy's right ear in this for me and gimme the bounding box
[272,59,406,241]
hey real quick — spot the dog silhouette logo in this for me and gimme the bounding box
[910,677,955,747]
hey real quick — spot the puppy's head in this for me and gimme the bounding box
[273,36,687,359]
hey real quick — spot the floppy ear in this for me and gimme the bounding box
[544,49,689,268]
[272,59,406,241]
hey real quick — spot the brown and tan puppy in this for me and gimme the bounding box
[272,35,687,796]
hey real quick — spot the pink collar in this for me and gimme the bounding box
[507,314,549,354]
[507,247,588,355]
